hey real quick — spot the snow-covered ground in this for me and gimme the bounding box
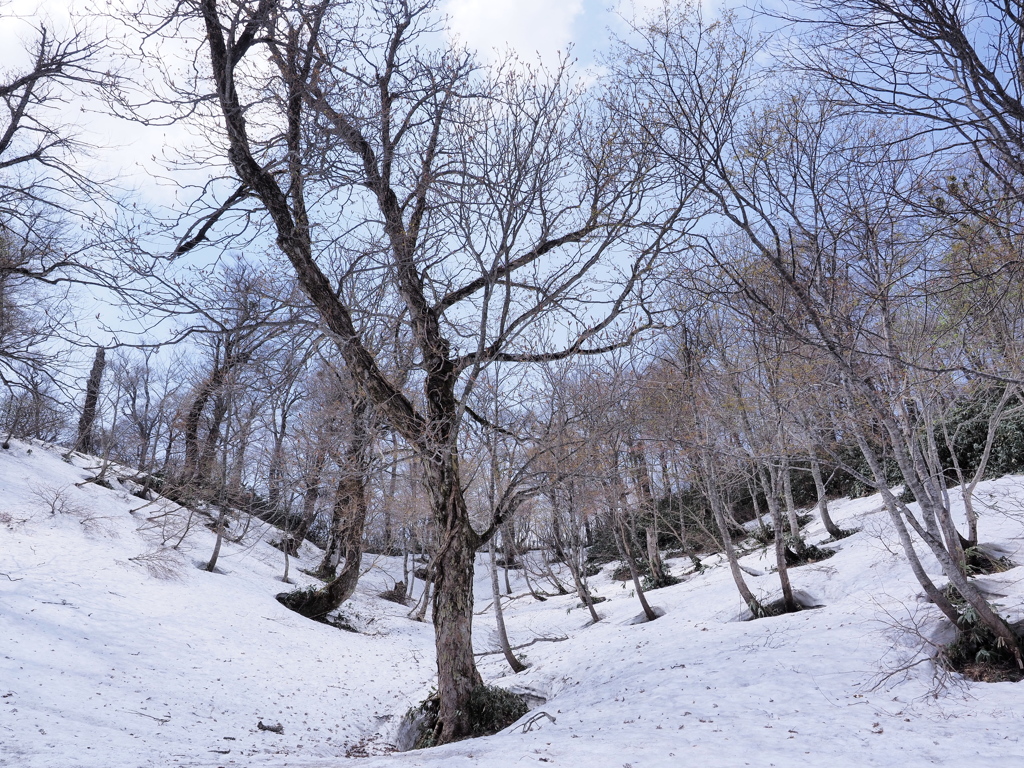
[3,440,1024,767]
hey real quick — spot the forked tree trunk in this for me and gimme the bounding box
[183,370,219,486]
[611,503,658,622]
[198,390,231,486]
[708,482,763,617]
[319,450,371,609]
[851,407,1021,663]
[281,395,372,616]
[759,463,797,613]
[280,469,368,614]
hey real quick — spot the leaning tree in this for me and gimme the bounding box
[610,4,1023,662]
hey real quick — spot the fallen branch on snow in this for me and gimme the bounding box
[510,711,557,733]
[475,635,568,657]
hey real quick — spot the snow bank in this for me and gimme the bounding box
[3,440,1024,767]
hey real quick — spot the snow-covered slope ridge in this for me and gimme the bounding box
[3,438,1024,767]
[0,440,435,767]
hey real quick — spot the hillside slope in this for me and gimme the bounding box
[3,440,1024,767]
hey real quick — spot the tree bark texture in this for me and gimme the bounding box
[810,458,844,539]
[423,444,485,742]
[74,347,106,455]
[759,463,797,613]
[708,482,763,616]
[489,538,526,673]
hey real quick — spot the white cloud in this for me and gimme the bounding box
[443,0,584,64]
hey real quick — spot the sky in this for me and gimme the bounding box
[0,0,634,199]
[443,0,621,66]
[0,0,651,352]
[0,0,692,205]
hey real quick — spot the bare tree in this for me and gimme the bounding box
[611,6,1023,660]
[121,0,685,741]
[108,347,182,477]
[792,0,1024,191]
[280,386,376,613]
[0,12,114,393]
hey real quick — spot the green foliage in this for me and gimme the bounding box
[829,441,902,499]
[275,584,333,619]
[964,547,1014,577]
[747,596,806,620]
[656,488,720,550]
[785,541,836,566]
[464,684,530,737]
[937,388,1024,480]
[941,585,1024,682]
[409,685,530,749]
[822,527,858,543]
[584,523,621,566]
[610,560,644,582]
[641,571,681,590]
[748,516,812,548]
[783,464,820,508]
[749,524,775,547]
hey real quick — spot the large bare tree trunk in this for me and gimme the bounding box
[198,391,230,488]
[319,464,369,608]
[182,366,221,487]
[423,444,484,743]
[189,2,665,741]
[73,347,106,456]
